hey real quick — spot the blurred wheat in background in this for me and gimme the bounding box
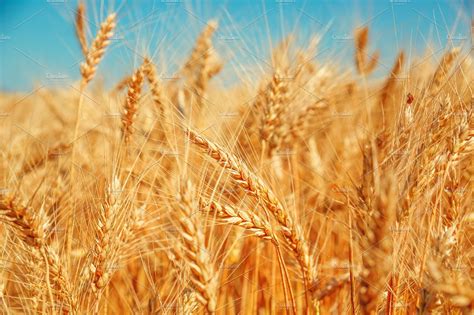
[0,0,473,314]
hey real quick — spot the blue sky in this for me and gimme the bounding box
[0,0,472,91]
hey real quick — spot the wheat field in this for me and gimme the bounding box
[0,2,473,314]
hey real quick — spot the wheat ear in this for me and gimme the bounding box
[429,47,460,94]
[182,20,221,109]
[142,57,171,139]
[182,21,218,76]
[354,26,379,75]
[186,129,315,293]
[172,180,218,313]
[260,70,290,156]
[285,99,327,147]
[379,51,405,105]
[311,273,351,300]
[75,2,88,57]
[121,67,144,144]
[356,175,396,315]
[20,142,71,176]
[80,13,116,86]
[113,75,131,92]
[142,57,163,112]
[0,194,76,313]
[88,176,122,311]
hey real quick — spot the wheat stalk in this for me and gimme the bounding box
[182,21,218,73]
[2,5,474,313]
[235,78,271,154]
[120,205,145,246]
[284,99,327,146]
[182,291,200,314]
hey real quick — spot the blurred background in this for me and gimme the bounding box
[0,0,472,92]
